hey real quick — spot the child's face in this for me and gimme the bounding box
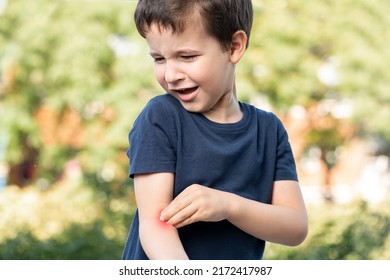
[145,14,237,115]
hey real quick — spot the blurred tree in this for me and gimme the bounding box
[246,0,390,122]
[240,0,390,198]
[1,0,389,192]
[0,0,155,189]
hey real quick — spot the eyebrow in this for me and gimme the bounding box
[149,49,201,57]
[149,51,161,57]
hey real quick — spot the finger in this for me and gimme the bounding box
[166,204,198,227]
[160,201,186,222]
[160,191,193,221]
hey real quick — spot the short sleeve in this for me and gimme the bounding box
[274,118,298,182]
[127,99,177,178]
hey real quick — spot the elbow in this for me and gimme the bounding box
[288,219,309,247]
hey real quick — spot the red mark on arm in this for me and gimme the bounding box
[156,209,172,229]
[157,218,172,229]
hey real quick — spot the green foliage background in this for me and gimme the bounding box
[0,181,134,259]
[1,182,390,260]
[0,0,389,259]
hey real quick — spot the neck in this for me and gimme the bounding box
[203,87,243,124]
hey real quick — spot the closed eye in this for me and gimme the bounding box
[153,57,165,63]
[181,55,197,61]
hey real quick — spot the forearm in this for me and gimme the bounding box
[139,218,189,260]
[226,192,308,246]
[159,181,308,247]
[133,173,188,259]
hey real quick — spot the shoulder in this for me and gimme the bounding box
[134,94,181,125]
[243,102,284,129]
[145,94,181,115]
[130,94,183,144]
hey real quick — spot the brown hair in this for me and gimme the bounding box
[134,0,253,50]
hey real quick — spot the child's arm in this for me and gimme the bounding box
[160,180,308,246]
[227,180,308,246]
[134,172,189,259]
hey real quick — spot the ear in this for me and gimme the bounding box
[229,30,248,64]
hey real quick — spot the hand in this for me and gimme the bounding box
[160,184,232,228]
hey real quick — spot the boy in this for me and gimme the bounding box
[122,0,308,260]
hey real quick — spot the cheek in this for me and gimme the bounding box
[194,61,225,86]
[154,66,167,88]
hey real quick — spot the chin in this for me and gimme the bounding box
[168,93,209,113]
[180,102,206,113]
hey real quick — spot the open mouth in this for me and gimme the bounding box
[175,86,198,95]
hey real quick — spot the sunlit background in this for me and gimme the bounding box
[1,0,389,259]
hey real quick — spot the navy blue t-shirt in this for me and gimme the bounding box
[122,94,298,260]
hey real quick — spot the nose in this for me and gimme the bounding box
[164,61,185,84]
